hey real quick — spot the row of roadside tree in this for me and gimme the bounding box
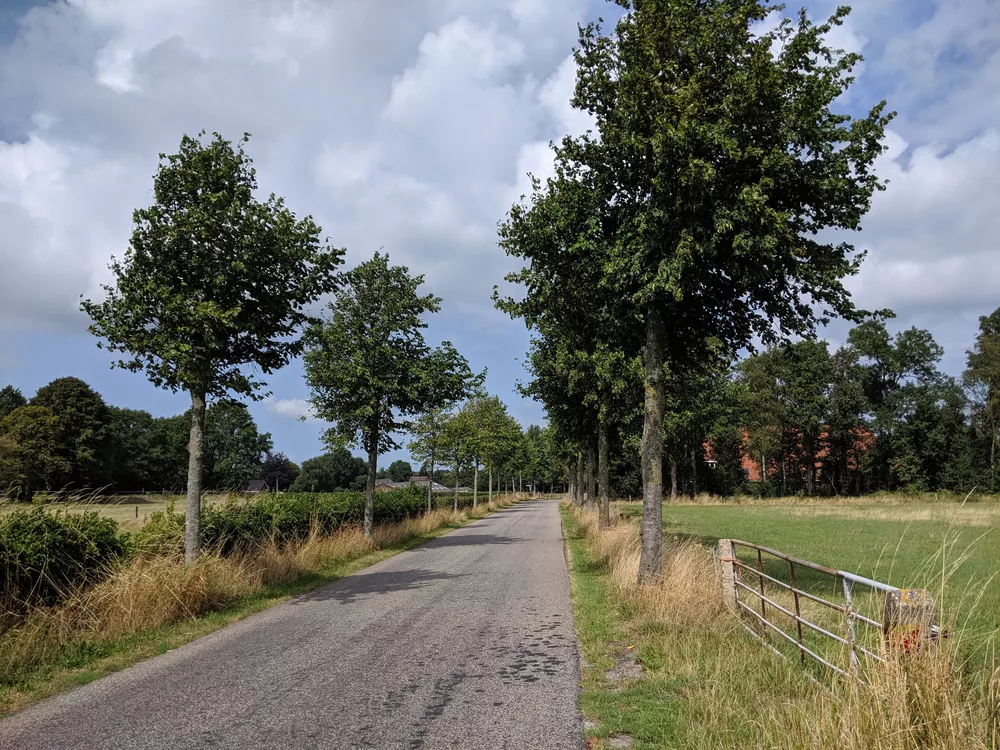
[494,1,895,581]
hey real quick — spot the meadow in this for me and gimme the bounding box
[564,498,1000,749]
[618,497,1000,650]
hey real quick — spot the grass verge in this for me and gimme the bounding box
[561,503,999,750]
[0,499,518,717]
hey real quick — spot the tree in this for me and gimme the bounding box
[261,452,299,492]
[0,386,27,420]
[82,131,342,562]
[440,408,474,511]
[303,252,474,537]
[106,407,162,491]
[965,308,1000,489]
[408,406,451,510]
[498,167,639,526]
[29,377,111,490]
[289,449,366,492]
[0,406,69,501]
[549,3,891,579]
[203,401,272,490]
[387,460,413,483]
[849,320,943,491]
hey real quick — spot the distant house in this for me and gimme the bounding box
[374,480,410,492]
[247,479,267,493]
[374,476,453,493]
[409,475,452,492]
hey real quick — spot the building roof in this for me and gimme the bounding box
[247,480,267,492]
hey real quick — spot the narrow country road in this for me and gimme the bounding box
[0,499,582,750]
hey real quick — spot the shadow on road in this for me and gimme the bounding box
[417,533,521,549]
[293,568,468,606]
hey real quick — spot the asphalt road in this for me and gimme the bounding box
[0,499,582,750]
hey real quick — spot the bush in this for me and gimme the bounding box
[133,485,429,556]
[0,507,131,611]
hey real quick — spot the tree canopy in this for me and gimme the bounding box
[304,252,474,535]
[82,131,342,562]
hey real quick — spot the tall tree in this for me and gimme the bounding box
[0,406,69,501]
[387,460,413,483]
[82,131,342,562]
[557,2,891,579]
[409,406,451,511]
[0,386,26,420]
[965,308,1000,489]
[202,401,272,489]
[303,252,473,536]
[289,449,366,492]
[261,452,299,492]
[29,377,111,490]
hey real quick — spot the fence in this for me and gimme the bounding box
[716,539,938,680]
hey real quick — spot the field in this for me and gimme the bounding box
[566,499,1000,749]
[617,498,1000,650]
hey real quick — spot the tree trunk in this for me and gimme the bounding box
[364,437,377,538]
[488,466,493,504]
[690,445,697,501]
[575,453,584,506]
[598,419,610,528]
[567,464,575,501]
[427,453,435,513]
[670,459,678,502]
[639,308,665,582]
[185,388,206,565]
[473,462,479,508]
[454,466,459,512]
[585,441,596,512]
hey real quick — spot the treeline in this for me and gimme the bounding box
[407,398,569,498]
[0,377,278,497]
[625,312,1000,498]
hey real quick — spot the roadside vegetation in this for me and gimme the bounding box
[0,488,519,715]
[562,503,999,750]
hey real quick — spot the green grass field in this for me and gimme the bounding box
[620,499,1000,669]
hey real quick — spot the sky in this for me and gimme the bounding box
[0,0,997,468]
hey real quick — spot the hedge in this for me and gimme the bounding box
[0,507,131,611]
[1,486,479,613]
[133,485,430,556]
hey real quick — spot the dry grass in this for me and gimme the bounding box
[568,504,1000,749]
[0,500,515,687]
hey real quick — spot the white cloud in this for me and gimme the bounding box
[0,0,588,337]
[264,397,320,423]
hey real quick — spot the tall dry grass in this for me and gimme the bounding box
[0,500,513,684]
[569,504,1000,749]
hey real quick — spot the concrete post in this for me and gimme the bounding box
[717,539,738,611]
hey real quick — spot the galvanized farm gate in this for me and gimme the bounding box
[715,539,939,679]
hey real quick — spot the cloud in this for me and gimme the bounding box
[264,397,320,424]
[848,127,1000,317]
[0,0,590,338]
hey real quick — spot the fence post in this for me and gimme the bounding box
[717,539,738,611]
[883,589,936,653]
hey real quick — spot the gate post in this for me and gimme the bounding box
[883,589,936,653]
[717,539,738,611]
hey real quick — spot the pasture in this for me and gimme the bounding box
[620,498,1000,657]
